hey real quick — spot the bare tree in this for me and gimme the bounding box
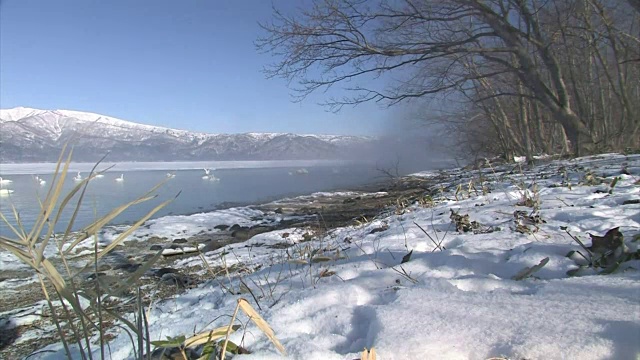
[258,0,640,157]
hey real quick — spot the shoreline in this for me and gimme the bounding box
[2,153,639,358]
[0,170,439,359]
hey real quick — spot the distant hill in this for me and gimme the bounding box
[0,107,374,162]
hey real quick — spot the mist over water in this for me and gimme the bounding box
[358,102,460,174]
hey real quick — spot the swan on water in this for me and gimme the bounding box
[73,172,83,181]
[35,175,46,186]
[203,168,219,181]
[0,177,12,184]
[0,189,13,196]
[115,174,124,182]
[166,173,176,178]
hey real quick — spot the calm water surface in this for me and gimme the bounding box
[0,163,383,235]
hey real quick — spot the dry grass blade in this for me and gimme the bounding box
[55,160,115,252]
[41,259,69,298]
[40,143,70,209]
[0,145,179,359]
[237,298,287,355]
[104,250,164,297]
[361,347,377,360]
[184,325,241,348]
[220,300,242,360]
[37,175,91,264]
[63,178,169,255]
[29,148,73,251]
[33,157,77,266]
[0,204,27,241]
[57,172,96,232]
[0,238,32,265]
[103,307,140,340]
[0,235,28,250]
[95,193,178,261]
[55,176,98,247]
[414,221,443,251]
[63,192,159,256]
[53,151,111,236]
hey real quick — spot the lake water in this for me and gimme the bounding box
[0,161,388,236]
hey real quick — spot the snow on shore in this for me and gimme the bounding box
[26,154,640,359]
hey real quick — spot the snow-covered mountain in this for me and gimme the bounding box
[0,107,374,162]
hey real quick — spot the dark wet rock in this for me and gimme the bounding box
[97,264,112,272]
[267,242,293,249]
[248,225,273,237]
[113,263,141,273]
[274,207,283,214]
[124,263,142,273]
[154,268,179,277]
[214,224,229,230]
[172,238,188,244]
[231,228,251,240]
[142,254,156,261]
[622,199,639,205]
[281,232,290,238]
[113,263,131,271]
[231,225,275,241]
[150,245,163,251]
[85,272,107,281]
[369,225,389,234]
[147,346,200,360]
[160,273,196,288]
[0,321,20,351]
[148,236,168,242]
[202,240,229,253]
[229,224,242,231]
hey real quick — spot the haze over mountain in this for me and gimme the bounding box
[0,107,375,162]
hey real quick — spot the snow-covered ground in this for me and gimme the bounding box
[14,154,640,359]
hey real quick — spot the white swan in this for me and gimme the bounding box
[94,174,105,178]
[0,189,13,196]
[204,168,220,181]
[166,172,176,178]
[115,174,124,182]
[0,177,12,184]
[73,172,83,181]
[35,176,46,186]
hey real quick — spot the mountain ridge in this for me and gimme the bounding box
[0,107,374,162]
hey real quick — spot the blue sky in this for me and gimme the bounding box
[0,0,396,135]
